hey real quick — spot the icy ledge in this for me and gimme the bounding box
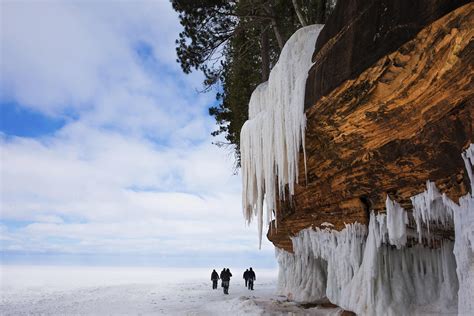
[240,25,324,246]
[277,144,474,315]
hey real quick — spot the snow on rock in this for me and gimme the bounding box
[276,145,474,315]
[320,222,334,227]
[240,24,324,246]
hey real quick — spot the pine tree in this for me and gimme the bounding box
[172,0,335,167]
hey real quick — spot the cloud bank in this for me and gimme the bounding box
[0,0,275,267]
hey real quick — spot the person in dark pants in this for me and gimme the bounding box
[220,268,226,288]
[247,267,256,290]
[211,269,219,289]
[220,268,232,294]
[243,269,249,287]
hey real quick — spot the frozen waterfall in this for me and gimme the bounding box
[240,24,324,246]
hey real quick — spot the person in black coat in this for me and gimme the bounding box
[220,268,232,294]
[243,269,249,287]
[211,269,219,289]
[247,267,256,290]
[220,268,226,288]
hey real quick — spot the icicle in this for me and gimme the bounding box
[411,181,455,244]
[385,196,408,248]
[461,143,474,195]
[280,221,458,315]
[241,25,324,246]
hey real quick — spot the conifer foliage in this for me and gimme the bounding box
[172,0,334,167]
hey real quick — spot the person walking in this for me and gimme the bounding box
[220,268,226,288]
[247,267,256,290]
[211,269,219,289]
[221,268,232,294]
[243,269,249,287]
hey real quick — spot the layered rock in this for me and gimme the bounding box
[239,1,473,313]
[305,0,470,107]
[268,2,474,252]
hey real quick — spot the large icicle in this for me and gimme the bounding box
[461,143,474,193]
[240,25,324,245]
[385,196,408,248]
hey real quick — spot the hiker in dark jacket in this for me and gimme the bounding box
[243,269,250,287]
[247,267,256,290]
[220,268,232,294]
[211,269,219,289]
[220,268,226,288]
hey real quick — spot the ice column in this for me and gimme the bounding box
[241,25,324,245]
[385,196,408,248]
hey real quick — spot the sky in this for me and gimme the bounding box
[0,0,276,268]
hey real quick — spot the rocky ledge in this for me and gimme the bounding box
[268,1,473,252]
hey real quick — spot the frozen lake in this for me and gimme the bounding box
[0,265,342,315]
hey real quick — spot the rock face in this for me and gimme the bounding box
[305,0,470,108]
[268,2,474,252]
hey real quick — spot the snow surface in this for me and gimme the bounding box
[0,265,343,315]
[241,25,324,246]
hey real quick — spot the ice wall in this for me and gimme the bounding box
[280,218,458,315]
[453,144,474,314]
[240,25,324,246]
[276,248,328,303]
[276,145,474,315]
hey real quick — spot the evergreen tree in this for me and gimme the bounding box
[172,0,335,167]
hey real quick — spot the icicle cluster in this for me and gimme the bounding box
[411,181,454,244]
[277,144,474,315]
[240,25,324,246]
[279,218,458,315]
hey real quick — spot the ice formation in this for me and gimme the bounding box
[278,217,458,315]
[276,145,474,315]
[240,25,324,245]
[411,181,454,243]
[385,196,408,248]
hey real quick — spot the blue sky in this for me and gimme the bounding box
[0,0,276,268]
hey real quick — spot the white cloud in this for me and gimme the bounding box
[0,0,275,264]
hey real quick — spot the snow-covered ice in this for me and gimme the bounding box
[0,265,343,315]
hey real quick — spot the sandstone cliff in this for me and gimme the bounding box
[268,1,473,252]
[239,1,474,314]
